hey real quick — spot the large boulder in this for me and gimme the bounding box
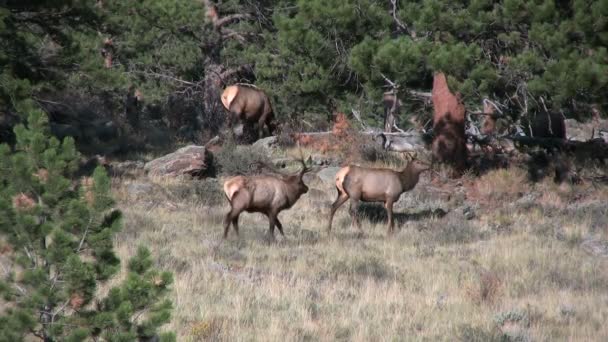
[316,166,342,185]
[252,135,278,151]
[144,145,213,177]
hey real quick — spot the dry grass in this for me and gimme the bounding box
[107,163,608,341]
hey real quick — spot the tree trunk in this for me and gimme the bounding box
[383,91,400,133]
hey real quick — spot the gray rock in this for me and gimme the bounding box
[565,118,608,141]
[581,238,608,258]
[463,206,476,220]
[252,136,278,150]
[316,166,342,185]
[144,145,211,177]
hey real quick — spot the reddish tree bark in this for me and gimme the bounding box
[431,73,467,172]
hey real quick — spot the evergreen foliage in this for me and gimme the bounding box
[0,101,174,341]
[1,0,607,143]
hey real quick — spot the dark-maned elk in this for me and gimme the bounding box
[222,158,310,240]
[221,84,276,139]
[328,157,431,236]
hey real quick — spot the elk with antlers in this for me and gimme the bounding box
[222,156,310,240]
[328,156,431,236]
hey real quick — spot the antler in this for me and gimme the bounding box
[297,145,309,177]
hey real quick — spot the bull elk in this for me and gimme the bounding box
[328,157,431,236]
[221,84,276,139]
[222,157,310,240]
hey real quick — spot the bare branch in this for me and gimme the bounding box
[380,72,399,89]
[222,29,247,43]
[76,218,93,253]
[215,13,252,28]
[390,0,412,36]
[351,109,369,130]
[133,70,198,86]
[408,90,432,98]
[483,98,504,114]
[393,123,406,133]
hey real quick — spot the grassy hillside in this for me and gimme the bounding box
[105,152,608,341]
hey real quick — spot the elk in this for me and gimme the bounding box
[327,157,430,236]
[221,84,276,139]
[222,158,310,239]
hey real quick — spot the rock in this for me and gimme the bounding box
[144,145,212,178]
[316,166,341,185]
[565,118,608,142]
[307,188,328,200]
[559,304,576,317]
[310,154,339,167]
[580,238,608,258]
[126,181,160,198]
[252,136,278,150]
[462,206,476,220]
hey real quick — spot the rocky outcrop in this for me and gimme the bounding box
[144,145,213,178]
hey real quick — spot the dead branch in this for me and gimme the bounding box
[222,29,247,43]
[215,13,253,28]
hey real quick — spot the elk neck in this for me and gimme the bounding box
[398,164,422,189]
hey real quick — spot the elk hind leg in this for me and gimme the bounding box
[328,190,349,232]
[275,215,285,237]
[385,200,395,236]
[266,213,278,241]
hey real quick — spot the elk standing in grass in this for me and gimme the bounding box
[328,158,430,236]
[221,84,276,139]
[222,158,309,239]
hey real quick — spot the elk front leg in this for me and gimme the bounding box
[328,191,349,233]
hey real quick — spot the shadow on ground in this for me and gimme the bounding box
[358,203,447,225]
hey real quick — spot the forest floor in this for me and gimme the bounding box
[106,149,608,341]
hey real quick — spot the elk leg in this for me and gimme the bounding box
[349,198,362,231]
[385,200,395,236]
[275,216,285,237]
[267,214,277,240]
[328,191,349,232]
[258,110,272,137]
[231,215,240,237]
[257,117,267,138]
[223,210,233,239]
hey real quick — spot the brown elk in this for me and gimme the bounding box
[327,157,431,236]
[222,158,310,239]
[221,84,276,139]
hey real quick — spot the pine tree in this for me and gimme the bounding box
[0,101,174,341]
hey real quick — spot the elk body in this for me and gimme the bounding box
[222,161,309,239]
[328,159,430,235]
[221,84,276,139]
